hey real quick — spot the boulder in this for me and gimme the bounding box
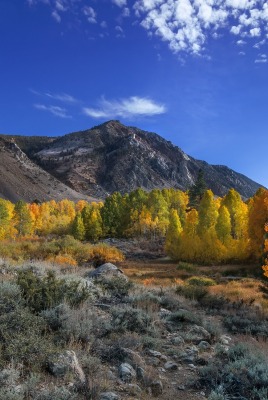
[188,325,211,344]
[164,361,178,371]
[87,263,127,281]
[118,363,136,383]
[47,350,85,383]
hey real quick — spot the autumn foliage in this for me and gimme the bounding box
[0,186,267,275]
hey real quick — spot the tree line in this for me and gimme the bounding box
[0,186,267,271]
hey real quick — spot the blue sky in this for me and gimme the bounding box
[1,0,268,188]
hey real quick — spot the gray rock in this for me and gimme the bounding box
[164,361,178,371]
[99,392,120,400]
[136,366,145,381]
[198,341,211,350]
[121,347,145,369]
[147,350,162,358]
[118,363,136,383]
[171,335,185,345]
[219,335,232,345]
[47,350,85,383]
[151,380,163,397]
[126,383,142,395]
[188,325,211,344]
[87,263,127,281]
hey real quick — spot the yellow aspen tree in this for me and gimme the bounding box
[165,209,183,259]
[197,190,218,235]
[216,206,232,244]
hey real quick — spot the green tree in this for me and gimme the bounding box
[189,169,207,207]
[82,205,103,242]
[13,200,33,236]
[72,212,85,241]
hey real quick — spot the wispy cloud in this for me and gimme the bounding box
[134,0,268,55]
[83,6,97,24]
[255,53,267,63]
[112,0,127,7]
[34,104,72,118]
[30,89,78,104]
[83,96,166,119]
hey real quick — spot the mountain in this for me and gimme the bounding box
[0,121,263,201]
[0,137,96,203]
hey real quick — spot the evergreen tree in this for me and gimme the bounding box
[189,169,207,207]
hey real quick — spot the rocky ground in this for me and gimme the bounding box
[1,259,267,400]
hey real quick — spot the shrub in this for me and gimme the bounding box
[198,343,268,400]
[186,276,217,286]
[101,276,133,297]
[17,269,91,312]
[176,261,197,273]
[89,243,124,267]
[0,282,23,314]
[223,313,268,337]
[166,309,202,325]
[110,305,153,334]
[0,308,54,367]
[176,284,209,301]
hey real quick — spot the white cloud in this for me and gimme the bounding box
[255,53,267,63]
[112,0,127,7]
[134,0,268,54]
[83,6,97,23]
[83,96,166,118]
[30,89,78,103]
[100,20,108,28]
[34,104,71,118]
[122,7,130,17]
[250,27,260,36]
[51,10,61,23]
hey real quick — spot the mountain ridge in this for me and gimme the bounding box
[0,120,264,202]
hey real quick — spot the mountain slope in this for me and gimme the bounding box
[0,137,96,203]
[26,120,261,199]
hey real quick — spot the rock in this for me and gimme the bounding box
[151,380,163,397]
[147,350,162,358]
[118,363,136,383]
[47,350,85,383]
[198,341,211,350]
[126,383,142,395]
[159,308,172,318]
[99,392,120,400]
[188,325,211,344]
[171,335,185,345]
[136,367,145,381]
[87,263,127,281]
[121,347,145,369]
[177,385,185,390]
[219,335,232,345]
[160,355,168,362]
[164,361,178,371]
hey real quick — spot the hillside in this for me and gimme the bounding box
[0,137,96,203]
